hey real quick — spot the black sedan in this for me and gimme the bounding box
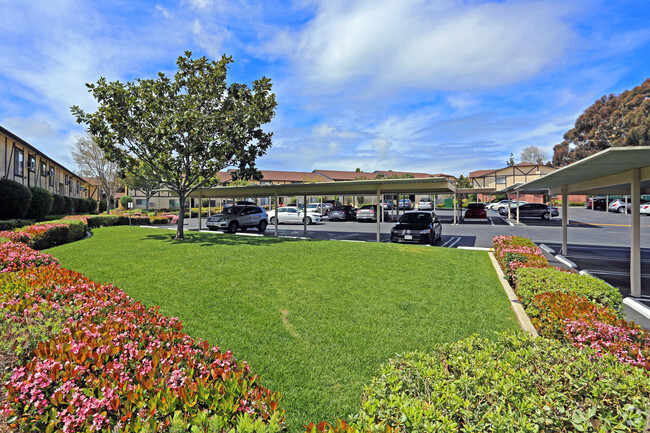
[390,211,442,245]
[329,205,356,221]
[499,203,559,220]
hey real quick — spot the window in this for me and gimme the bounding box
[496,176,507,185]
[49,166,55,186]
[136,199,145,205]
[14,149,24,177]
[28,155,36,172]
[40,161,47,176]
[169,199,178,208]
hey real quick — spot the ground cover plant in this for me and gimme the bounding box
[0,242,283,432]
[48,226,519,431]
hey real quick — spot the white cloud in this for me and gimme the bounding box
[270,0,576,92]
[155,4,171,18]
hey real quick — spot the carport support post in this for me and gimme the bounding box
[453,194,457,224]
[631,168,641,297]
[625,196,628,214]
[376,187,381,242]
[303,194,307,235]
[606,196,609,213]
[198,194,202,231]
[274,191,279,237]
[561,185,568,256]
[516,190,520,224]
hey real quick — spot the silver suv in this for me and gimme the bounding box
[206,205,268,233]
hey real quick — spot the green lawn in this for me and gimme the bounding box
[48,226,519,431]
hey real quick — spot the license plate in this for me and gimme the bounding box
[405,235,412,240]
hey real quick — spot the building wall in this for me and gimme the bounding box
[471,165,556,189]
[1,127,89,198]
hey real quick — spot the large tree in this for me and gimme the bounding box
[70,134,122,214]
[72,52,277,238]
[519,145,547,164]
[553,78,650,166]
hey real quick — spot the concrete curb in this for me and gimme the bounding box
[488,252,539,338]
[623,297,650,321]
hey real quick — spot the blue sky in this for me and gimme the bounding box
[1,0,649,177]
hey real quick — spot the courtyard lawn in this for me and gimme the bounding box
[48,226,519,432]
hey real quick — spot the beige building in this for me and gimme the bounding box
[1,125,89,198]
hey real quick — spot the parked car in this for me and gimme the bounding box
[267,206,322,224]
[585,197,607,210]
[329,205,356,221]
[206,205,268,233]
[381,201,394,210]
[496,201,528,212]
[356,204,391,222]
[609,198,649,213]
[286,203,305,209]
[417,197,434,210]
[642,202,650,216]
[390,211,442,245]
[306,203,329,215]
[486,200,510,211]
[500,203,559,220]
[398,199,413,210]
[464,203,487,219]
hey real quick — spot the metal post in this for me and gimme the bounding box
[605,195,609,213]
[198,194,202,231]
[274,191,279,237]
[516,190,520,224]
[631,169,641,297]
[507,194,511,220]
[561,185,568,256]
[433,194,436,211]
[453,194,457,225]
[303,194,307,235]
[625,196,628,214]
[376,187,381,242]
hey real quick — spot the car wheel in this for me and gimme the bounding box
[258,220,267,233]
[227,221,239,233]
[303,216,312,224]
[269,217,276,224]
[542,212,551,220]
[208,227,217,231]
[617,207,625,213]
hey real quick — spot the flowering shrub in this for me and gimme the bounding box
[0,243,284,432]
[0,242,58,273]
[349,335,650,432]
[515,267,622,311]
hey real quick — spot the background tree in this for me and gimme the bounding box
[456,175,471,188]
[505,153,515,166]
[123,161,161,212]
[70,134,122,214]
[553,78,650,166]
[519,145,547,164]
[72,52,277,239]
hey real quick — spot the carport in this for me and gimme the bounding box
[188,177,456,242]
[514,146,650,297]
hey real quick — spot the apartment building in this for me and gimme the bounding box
[1,126,89,198]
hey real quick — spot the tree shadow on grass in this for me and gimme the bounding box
[141,232,322,247]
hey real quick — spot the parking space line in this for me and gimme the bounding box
[489,217,494,226]
[586,269,650,278]
[442,237,461,248]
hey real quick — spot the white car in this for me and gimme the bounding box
[496,201,528,212]
[641,203,650,216]
[306,203,329,215]
[417,197,434,210]
[486,200,510,211]
[267,206,323,224]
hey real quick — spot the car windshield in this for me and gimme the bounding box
[419,198,431,202]
[467,203,485,209]
[360,205,376,210]
[398,213,432,224]
[222,206,244,214]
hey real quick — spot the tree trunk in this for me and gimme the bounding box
[145,193,150,212]
[107,195,112,215]
[176,193,186,239]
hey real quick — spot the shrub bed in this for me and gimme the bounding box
[515,267,622,311]
[350,335,650,432]
[0,220,35,231]
[492,236,548,283]
[0,242,284,432]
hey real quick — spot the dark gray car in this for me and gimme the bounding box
[500,203,559,220]
[206,205,268,233]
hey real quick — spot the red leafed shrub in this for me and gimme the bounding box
[492,236,548,283]
[527,292,650,369]
[0,244,284,432]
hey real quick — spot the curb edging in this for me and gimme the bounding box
[488,252,539,338]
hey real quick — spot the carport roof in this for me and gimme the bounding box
[514,146,650,195]
[187,177,456,198]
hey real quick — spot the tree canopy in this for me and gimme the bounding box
[70,134,122,214]
[553,78,650,166]
[519,145,547,164]
[71,52,277,238]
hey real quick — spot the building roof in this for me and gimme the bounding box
[373,170,435,179]
[469,163,552,179]
[469,169,497,178]
[312,170,378,181]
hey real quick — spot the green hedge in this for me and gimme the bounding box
[515,267,622,311]
[26,187,53,220]
[51,194,65,215]
[0,178,32,219]
[0,219,35,231]
[352,335,650,432]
